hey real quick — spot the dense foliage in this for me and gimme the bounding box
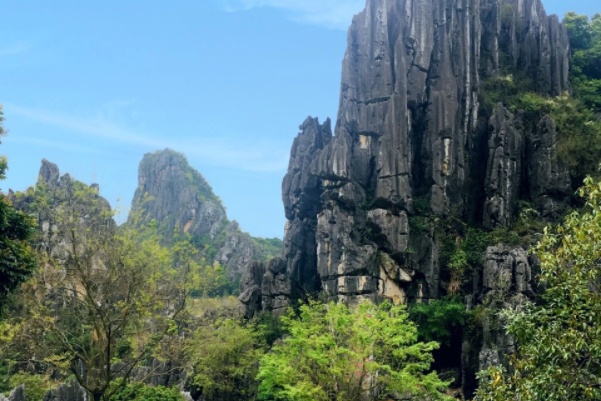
[476,175,601,400]
[0,184,201,401]
[186,319,266,400]
[0,107,37,307]
[564,12,601,110]
[0,195,36,308]
[257,300,451,401]
[409,297,466,346]
[109,382,184,401]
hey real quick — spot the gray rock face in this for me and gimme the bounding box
[528,116,572,218]
[128,149,281,283]
[462,245,537,394]
[499,0,571,96]
[238,261,266,317]
[6,386,27,401]
[240,0,571,317]
[483,104,523,229]
[129,149,227,243]
[42,380,89,401]
[215,222,256,282]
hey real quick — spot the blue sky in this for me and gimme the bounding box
[1,0,598,239]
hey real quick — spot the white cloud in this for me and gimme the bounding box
[6,104,290,173]
[0,42,31,56]
[222,0,365,30]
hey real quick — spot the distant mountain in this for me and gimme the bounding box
[127,149,282,284]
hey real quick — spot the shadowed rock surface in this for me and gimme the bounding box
[1,386,27,401]
[242,0,569,315]
[42,381,89,401]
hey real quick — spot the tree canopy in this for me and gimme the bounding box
[476,174,601,400]
[0,106,36,308]
[564,12,601,110]
[257,300,451,401]
[1,184,202,401]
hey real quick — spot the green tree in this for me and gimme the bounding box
[7,372,53,401]
[186,319,266,400]
[409,297,466,346]
[5,185,201,401]
[564,12,595,50]
[257,300,451,401]
[564,12,601,110]
[476,175,601,401]
[109,381,184,401]
[0,106,37,307]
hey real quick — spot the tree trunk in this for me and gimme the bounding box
[92,391,103,401]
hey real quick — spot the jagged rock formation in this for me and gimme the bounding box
[128,150,227,244]
[128,149,281,283]
[0,385,26,401]
[9,159,116,271]
[240,0,572,395]
[42,380,90,401]
[461,245,538,393]
[242,0,570,311]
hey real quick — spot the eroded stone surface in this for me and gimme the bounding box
[483,104,523,229]
[240,0,571,317]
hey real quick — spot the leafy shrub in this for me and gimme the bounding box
[7,372,54,401]
[254,311,286,346]
[565,12,601,110]
[252,237,283,262]
[186,319,265,400]
[409,297,466,346]
[257,300,451,401]
[109,382,184,401]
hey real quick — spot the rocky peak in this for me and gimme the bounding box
[242,0,571,313]
[129,148,227,243]
[38,159,60,186]
[128,149,281,283]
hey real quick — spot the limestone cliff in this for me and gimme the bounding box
[128,149,282,283]
[240,0,573,394]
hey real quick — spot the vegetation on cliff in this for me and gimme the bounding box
[477,174,601,400]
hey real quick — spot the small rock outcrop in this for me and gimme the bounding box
[42,380,89,401]
[1,386,27,401]
[128,149,281,283]
[462,245,537,393]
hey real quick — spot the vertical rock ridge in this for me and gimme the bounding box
[240,1,572,394]
[241,0,571,314]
